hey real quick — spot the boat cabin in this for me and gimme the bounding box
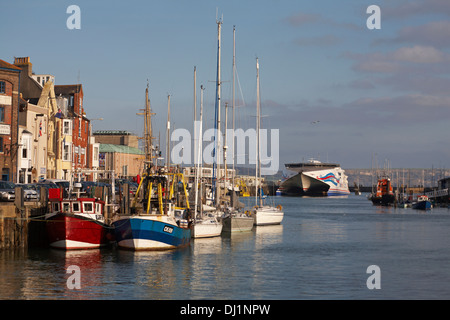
[48,198,105,218]
[416,195,429,202]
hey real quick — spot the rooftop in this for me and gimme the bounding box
[94,130,135,136]
[99,144,144,155]
[54,84,82,95]
[0,59,22,71]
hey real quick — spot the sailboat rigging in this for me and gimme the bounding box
[251,58,284,226]
[192,83,223,238]
[221,25,255,232]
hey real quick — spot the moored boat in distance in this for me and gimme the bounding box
[45,197,112,249]
[412,195,432,210]
[250,57,284,227]
[369,176,395,206]
[191,78,223,239]
[192,213,223,238]
[252,204,284,226]
[221,208,254,232]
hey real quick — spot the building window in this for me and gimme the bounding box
[78,119,82,137]
[2,168,10,181]
[0,137,3,153]
[63,120,72,135]
[0,82,5,94]
[0,106,4,123]
[63,143,72,161]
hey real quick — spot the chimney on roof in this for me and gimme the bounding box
[14,57,32,76]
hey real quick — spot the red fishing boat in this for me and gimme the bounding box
[45,197,112,249]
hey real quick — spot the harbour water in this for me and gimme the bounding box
[1,194,450,300]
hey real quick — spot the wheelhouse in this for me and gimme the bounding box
[49,198,105,215]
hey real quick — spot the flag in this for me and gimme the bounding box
[39,121,42,137]
[55,108,62,118]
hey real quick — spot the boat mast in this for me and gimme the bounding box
[224,102,228,182]
[214,17,223,207]
[193,66,197,162]
[145,82,153,166]
[256,58,262,207]
[166,94,171,172]
[200,85,204,217]
[232,25,236,206]
[194,85,204,219]
[194,66,197,125]
[137,81,154,168]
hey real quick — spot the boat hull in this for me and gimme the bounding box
[222,215,254,233]
[370,194,396,206]
[46,213,110,250]
[192,218,223,238]
[112,216,191,250]
[253,206,284,226]
[278,166,350,196]
[412,201,432,210]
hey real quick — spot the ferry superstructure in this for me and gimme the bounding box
[277,159,350,196]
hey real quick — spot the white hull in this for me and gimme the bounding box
[253,206,284,226]
[49,240,105,250]
[192,219,223,238]
[279,164,350,196]
[117,239,176,250]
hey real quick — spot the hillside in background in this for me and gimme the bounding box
[237,166,450,188]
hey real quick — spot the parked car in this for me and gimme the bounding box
[0,181,16,201]
[16,183,39,201]
[81,181,111,197]
[33,181,59,198]
[40,179,70,198]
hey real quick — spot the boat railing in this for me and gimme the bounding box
[424,188,448,199]
[398,189,448,201]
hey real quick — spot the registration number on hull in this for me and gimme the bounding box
[163,225,174,234]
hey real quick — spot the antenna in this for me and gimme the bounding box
[216,8,223,23]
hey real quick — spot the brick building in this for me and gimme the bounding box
[0,59,22,181]
[54,84,91,179]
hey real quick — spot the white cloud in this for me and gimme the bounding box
[392,45,446,63]
[347,46,449,74]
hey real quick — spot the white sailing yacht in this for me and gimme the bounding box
[192,81,223,238]
[251,58,284,226]
[221,24,254,233]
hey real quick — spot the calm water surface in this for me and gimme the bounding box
[1,194,450,300]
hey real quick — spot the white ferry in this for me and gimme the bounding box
[276,159,350,196]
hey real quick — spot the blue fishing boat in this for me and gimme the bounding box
[113,211,191,250]
[412,195,432,210]
[112,171,192,250]
[112,85,191,250]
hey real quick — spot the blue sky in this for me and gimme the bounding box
[2,0,450,170]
